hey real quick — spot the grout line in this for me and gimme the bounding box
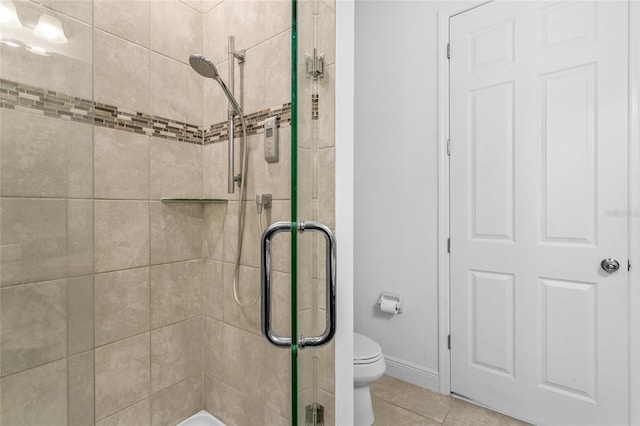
[373,377,456,424]
[93,258,202,277]
[95,315,202,352]
[373,396,438,424]
[0,353,70,380]
[95,394,149,424]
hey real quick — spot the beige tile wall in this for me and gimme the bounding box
[92,2,206,422]
[1,0,206,424]
[0,2,96,423]
[0,0,335,424]
[316,2,336,417]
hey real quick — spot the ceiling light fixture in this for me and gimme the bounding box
[0,1,22,28]
[33,14,67,44]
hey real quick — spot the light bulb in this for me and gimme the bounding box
[0,1,22,29]
[33,14,67,44]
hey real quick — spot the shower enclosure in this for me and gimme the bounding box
[0,0,335,424]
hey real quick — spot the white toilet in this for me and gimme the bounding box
[354,332,386,426]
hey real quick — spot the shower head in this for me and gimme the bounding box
[189,54,219,79]
[189,53,243,116]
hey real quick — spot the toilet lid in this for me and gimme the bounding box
[354,332,383,364]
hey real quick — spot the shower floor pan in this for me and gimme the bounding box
[176,410,225,426]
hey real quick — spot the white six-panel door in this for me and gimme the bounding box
[449,2,629,424]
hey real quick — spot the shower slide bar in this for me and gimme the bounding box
[227,35,245,194]
[261,221,337,349]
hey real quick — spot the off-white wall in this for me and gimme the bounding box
[354,0,440,389]
[353,0,478,391]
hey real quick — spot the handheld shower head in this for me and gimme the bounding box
[189,54,243,116]
[189,54,219,79]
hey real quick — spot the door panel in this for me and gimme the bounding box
[541,64,596,244]
[469,270,515,377]
[469,82,515,241]
[450,2,629,425]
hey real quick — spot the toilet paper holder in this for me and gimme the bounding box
[377,292,403,314]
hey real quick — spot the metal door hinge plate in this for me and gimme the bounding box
[447,139,451,155]
[306,48,325,80]
[306,403,324,426]
[447,43,450,59]
[448,334,451,350]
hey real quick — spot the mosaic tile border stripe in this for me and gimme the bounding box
[0,79,292,145]
[203,103,292,145]
[312,94,319,121]
[0,79,95,126]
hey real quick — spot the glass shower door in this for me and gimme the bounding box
[294,0,336,424]
[260,0,336,424]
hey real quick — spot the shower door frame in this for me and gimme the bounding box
[435,1,640,424]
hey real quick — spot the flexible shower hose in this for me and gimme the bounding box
[232,115,260,307]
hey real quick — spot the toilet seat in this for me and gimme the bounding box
[354,332,383,365]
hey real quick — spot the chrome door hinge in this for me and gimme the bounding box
[629,260,632,271]
[305,403,324,426]
[306,48,325,80]
[447,43,450,59]
[447,139,451,155]
[447,334,451,350]
[447,238,450,253]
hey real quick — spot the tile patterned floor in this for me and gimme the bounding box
[371,375,531,426]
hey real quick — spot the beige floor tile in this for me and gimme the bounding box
[371,375,454,423]
[372,397,441,426]
[443,399,531,426]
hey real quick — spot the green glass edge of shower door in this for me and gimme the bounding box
[291,0,299,425]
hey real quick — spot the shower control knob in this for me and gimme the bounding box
[601,258,620,273]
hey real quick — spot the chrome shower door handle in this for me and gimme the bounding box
[260,221,337,349]
[261,221,294,348]
[298,221,337,349]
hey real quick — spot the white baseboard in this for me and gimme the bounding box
[383,354,440,392]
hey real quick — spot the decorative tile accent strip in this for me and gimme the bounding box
[1,78,94,125]
[312,94,319,120]
[0,79,293,145]
[94,102,203,144]
[203,103,292,145]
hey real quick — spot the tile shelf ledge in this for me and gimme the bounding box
[160,198,228,204]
